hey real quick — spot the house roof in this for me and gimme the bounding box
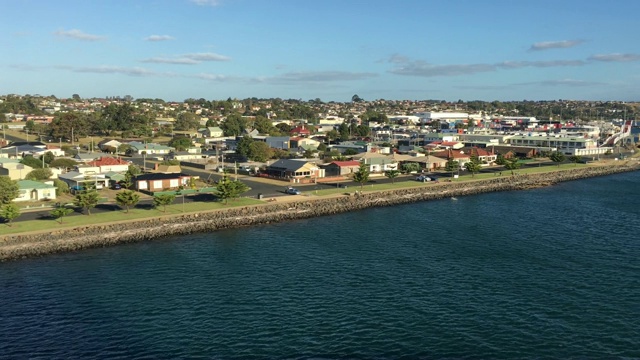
[267,159,313,171]
[87,156,129,167]
[17,180,56,190]
[135,172,190,181]
[331,160,361,167]
[432,150,471,159]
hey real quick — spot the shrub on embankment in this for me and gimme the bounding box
[0,164,637,261]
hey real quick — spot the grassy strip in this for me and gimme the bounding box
[309,163,589,196]
[1,198,262,235]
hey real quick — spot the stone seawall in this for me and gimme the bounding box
[1,164,637,261]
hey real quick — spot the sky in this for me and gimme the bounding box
[1,0,639,102]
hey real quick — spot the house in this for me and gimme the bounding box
[199,126,224,138]
[263,159,323,180]
[15,180,57,202]
[86,156,130,173]
[490,146,539,159]
[164,151,207,161]
[0,159,33,180]
[58,171,109,189]
[127,142,175,155]
[393,153,448,171]
[322,160,361,177]
[290,125,311,136]
[290,137,321,150]
[97,139,122,152]
[459,147,498,164]
[154,164,182,173]
[431,149,472,168]
[265,136,291,150]
[74,153,102,163]
[134,172,192,192]
[351,152,398,173]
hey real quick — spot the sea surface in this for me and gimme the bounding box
[1,172,639,359]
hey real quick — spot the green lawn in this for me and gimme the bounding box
[309,163,590,197]
[1,198,263,235]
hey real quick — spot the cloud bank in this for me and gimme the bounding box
[54,28,106,41]
[145,35,175,41]
[529,40,584,51]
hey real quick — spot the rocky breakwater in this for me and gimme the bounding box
[1,163,637,261]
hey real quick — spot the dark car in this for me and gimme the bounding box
[111,183,122,190]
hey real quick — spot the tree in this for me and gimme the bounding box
[221,113,247,136]
[236,135,254,158]
[495,153,507,166]
[74,188,100,215]
[338,123,350,141]
[351,94,363,103]
[115,190,140,213]
[352,163,370,189]
[168,137,192,151]
[384,169,400,184]
[445,158,459,179]
[153,194,175,212]
[50,206,74,224]
[174,112,201,131]
[215,175,249,204]
[401,162,420,174]
[343,148,359,156]
[20,156,43,169]
[549,151,566,167]
[568,155,582,166]
[25,168,53,181]
[464,156,482,177]
[504,158,521,175]
[248,141,273,162]
[0,177,19,205]
[0,204,20,227]
[40,151,55,165]
[53,179,69,196]
[326,129,339,144]
[50,158,78,169]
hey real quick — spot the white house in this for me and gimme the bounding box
[15,180,57,202]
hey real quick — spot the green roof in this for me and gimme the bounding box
[18,180,56,190]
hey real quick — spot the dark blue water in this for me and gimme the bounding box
[1,172,639,359]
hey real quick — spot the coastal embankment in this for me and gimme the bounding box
[1,163,637,261]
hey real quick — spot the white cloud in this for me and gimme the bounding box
[389,55,587,77]
[54,28,106,41]
[261,71,378,83]
[193,73,229,81]
[529,40,585,51]
[140,52,231,65]
[497,60,586,68]
[389,61,496,77]
[189,0,220,6]
[515,79,604,87]
[141,57,200,65]
[588,53,640,62]
[56,65,161,77]
[145,35,175,42]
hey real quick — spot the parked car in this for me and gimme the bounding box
[416,175,432,182]
[111,183,122,190]
[285,187,301,195]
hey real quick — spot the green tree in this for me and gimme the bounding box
[504,158,521,175]
[168,137,192,151]
[568,155,582,166]
[384,169,400,184]
[248,141,274,162]
[0,177,20,205]
[343,148,359,156]
[338,123,350,141]
[50,206,74,224]
[20,155,43,169]
[221,113,247,136]
[53,179,69,196]
[174,112,201,131]
[351,94,363,103]
[40,151,55,165]
[401,162,420,173]
[326,129,339,144]
[352,163,370,189]
[25,168,53,181]
[236,135,254,158]
[495,153,507,165]
[0,204,20,227]
[74,188,100,215]
[254,115,275,134]
[49,158,78,169]
[153,194,175,212]
[549,151,566,167]
[464,156,482,177]
[445,158,459,179]
[215,175,249,204]
[115,190,140,213]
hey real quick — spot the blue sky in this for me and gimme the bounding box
[2,0,639,102]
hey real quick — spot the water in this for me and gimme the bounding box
[1,172,639,359]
